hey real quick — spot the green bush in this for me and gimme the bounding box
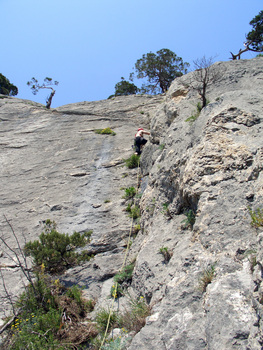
[96,308,119,332]
[132,224,141,235]
[128,205,141,220]
[110,263,135,299]
[7,273,91,350]
[124,154,140,169]
[122,186,137,199]
[6,272,69,350]
[119,296,151,333]
[95,128,116,135]
[110,283,124,298]
[181,209,196,230]
[24,220,93,273]
[10,310,63,350]
[248,206,263,228]
[66,285,83,306]
[114,263,135,285]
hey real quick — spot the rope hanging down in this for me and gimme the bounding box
[99,156,141,349]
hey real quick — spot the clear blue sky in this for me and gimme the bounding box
[1,0,262,107]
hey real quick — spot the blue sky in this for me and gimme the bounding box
[1,0,262,107]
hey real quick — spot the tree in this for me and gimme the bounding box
[0,73,18,96]
[27,77,59,109]
[114,77,139,96]
[131,48,189,94]
[190,56,221,109]
[230,10,263,60]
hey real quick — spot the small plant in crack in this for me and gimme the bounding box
[126,204,140,220]
[132,224,141,235]
[122,187,137,200]
[245,249,258,272]
[248,206,263,228]
[198,264,216,292]
[146,198,156,217]
[161,203,172,219]
[181,209,196,230]
[124,154,140,169]
[159,246,173,263]
[110,263,135,299]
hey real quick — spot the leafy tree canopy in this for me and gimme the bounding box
[0,73,18,96]
[27,77,59,109]
[231,10,263,59]
[246,10,263,51]
[132,48,189,94]
[114,77,139,96]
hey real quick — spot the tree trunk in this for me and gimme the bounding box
[46,89,55,109]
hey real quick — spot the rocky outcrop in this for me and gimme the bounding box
[128,57,263,350]
[1,57,263,349]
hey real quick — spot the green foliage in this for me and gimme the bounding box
[132,48,189,94]
[119,296,151,333]
[101,336,127,350]
[159,246,172,263]
[0,73,18,96]
[125,203,132,213]
[27,77,59,95]
[6,271,94,350]
[246,10,263,51]
[66,285,83,306]
[124,154,140,168]
[133,224,141,235]
[17,272,57,316]
[122,186,136,199]
[181,209,196,229]
[248,206,263,228]
[9,310,62,350]
[114,77,139,96]
[128,205,140,220]
[110,283,124,298]
[185,102,202,123]
[24,220,92,273]
[85,299,96,313]
[248,254,258,272]
[95,308,119,332]
[110,263,135,298]
[27,77,59,109]
[185,99,209,123]
[114,263,135,285]
[199,265,216,292]
[159,144,165,151]
[161,203,172,218]
[95,127,116,135]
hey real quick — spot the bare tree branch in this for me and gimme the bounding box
[0,268,15,315]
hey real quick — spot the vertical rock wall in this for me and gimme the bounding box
[127,58,263,349]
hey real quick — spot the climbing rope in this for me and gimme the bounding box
[99,155,141,349]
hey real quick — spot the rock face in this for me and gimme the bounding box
[0,94,163,319]
[1,57,263,349]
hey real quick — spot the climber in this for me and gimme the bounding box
[134,128,150,155]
